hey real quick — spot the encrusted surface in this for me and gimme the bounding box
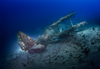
[17,31,45,52]
[1,27,100,69]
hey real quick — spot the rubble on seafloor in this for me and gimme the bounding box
[1,27,100,69]
[17,12,88,53]
[1,12,100,69]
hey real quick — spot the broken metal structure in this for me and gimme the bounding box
[17,12,87,53]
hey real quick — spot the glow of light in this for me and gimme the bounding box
[17,47,23,52]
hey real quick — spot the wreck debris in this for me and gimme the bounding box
[47,12,75,35]
[50,12,75,27]
[17,31,35,50]
[69,17,73,27]
[17,31,45,52]
[17,12,87,52]
[36,12,76,43]
[58,21,87,37]
[2,26,100,69]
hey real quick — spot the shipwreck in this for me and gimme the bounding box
[17,12,87,53]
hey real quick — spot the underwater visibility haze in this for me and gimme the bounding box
[1,0,100,69]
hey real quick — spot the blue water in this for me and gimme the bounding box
[0,0,100,55]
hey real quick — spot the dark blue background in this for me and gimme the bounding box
[0,0,100,55]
